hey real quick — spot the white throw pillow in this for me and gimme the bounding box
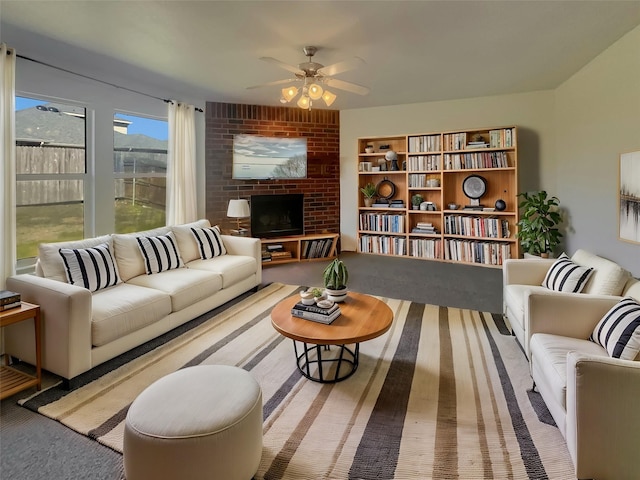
[590,297,640,360]
[59,242,122,292]
[136,232,184,274]
[190,226,227,259]
[542,253,594,293]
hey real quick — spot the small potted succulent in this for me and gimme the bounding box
[323,257,349,302]
[411,194,424,210]
[360,182,377,207]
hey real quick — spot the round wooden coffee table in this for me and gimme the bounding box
[271,291,393,382]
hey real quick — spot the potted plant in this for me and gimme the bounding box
[515,191,563,257]
[360,182,377,207]
[411,194,424,210]
[323,257,349,302]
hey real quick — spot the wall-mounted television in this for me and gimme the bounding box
[251,194,304,238]
[232,134,307,180]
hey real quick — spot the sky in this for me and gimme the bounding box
[16,97,168,140]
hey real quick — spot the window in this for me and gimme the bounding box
[113,113,168,233]
[15,97,86,260]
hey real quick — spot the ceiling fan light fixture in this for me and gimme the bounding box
[308,83,323,100]
[297,95,311,110]
[322,90,337,106]
[282,86,299,102]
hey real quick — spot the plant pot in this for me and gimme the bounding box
[325,287,348,303]
[364,197,375,207]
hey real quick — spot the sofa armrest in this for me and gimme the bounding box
[566,352,640,480]
[503,258,556,286]
[526,292,620,341]
[5,274,93,380]
[221,235,262,284]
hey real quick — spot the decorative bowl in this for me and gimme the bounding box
[316,299,334,309]
[300,291,315,305]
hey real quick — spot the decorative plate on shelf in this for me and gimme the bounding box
[462,174,487,199]
[376,178,396,200]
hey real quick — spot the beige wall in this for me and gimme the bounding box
[339,91,556,251]
[554,25,640,276]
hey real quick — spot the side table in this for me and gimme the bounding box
[0,302,41,399]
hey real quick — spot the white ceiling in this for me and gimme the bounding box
[2,1,640,110]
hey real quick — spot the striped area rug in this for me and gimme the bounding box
[20,283,575,479]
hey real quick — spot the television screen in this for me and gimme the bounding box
[232,134,307,180]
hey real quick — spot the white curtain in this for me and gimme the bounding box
[166,101,197,225]
[1,44,16,289]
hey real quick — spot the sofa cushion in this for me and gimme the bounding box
[530,333,607,411]
[39,235,113,282]
[191,226,227,259]
[113,226,171,281]
[590,297,640,360]
[171,219,211,263]
[186,255,257,289]
[92,283,172,347]
[571,249,629,296]
[127,268,223,312]
[542,253,593,293]
[59,242,122,292]
[136,232,184,274]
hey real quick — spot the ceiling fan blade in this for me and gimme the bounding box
[318,57,365,77]
[259,57,303,75]
[246,78,298,90]
[325,78,370,96]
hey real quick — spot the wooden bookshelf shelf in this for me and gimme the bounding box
[261,233,339,266]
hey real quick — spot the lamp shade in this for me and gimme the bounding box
[227,199,251,218]
[281,86,298,103]
[308,83,323,100]
[322,90,337,106]
[297,95,311,109]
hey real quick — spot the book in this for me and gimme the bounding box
[0,290,20,306]
[266,244,284,251]
[291,308,341,324]
[0,301,21,311]
[293,302,340,315]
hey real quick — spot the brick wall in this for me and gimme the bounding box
[205,102,340,236]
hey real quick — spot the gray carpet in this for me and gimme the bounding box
[1,252,503,480]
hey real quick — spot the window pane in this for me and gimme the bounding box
[115,178,166,233]
[113,113,168,234]
[17,180,84,259]
[16,98,86,174]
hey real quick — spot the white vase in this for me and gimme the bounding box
[325,287,348,303]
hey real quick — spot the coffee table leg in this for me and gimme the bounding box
[292,341,360,383]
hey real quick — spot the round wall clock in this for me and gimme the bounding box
[462,174,487,207]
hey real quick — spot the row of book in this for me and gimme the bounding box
[359,235,407,255]
[370,200,406,209]
[444,215,511,238]
[291,301,341,324]
[489,128,515,148]
[408,135,441,153]
[0,290,21,312]
[408,174,440,188]
[302,238,334,259]
[443,151,509,170]
[407,155,441,171]
[443,239,512,265]
[409,238,442,259]
[359,213,405,233]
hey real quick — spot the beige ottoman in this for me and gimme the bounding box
[123,365,263,480]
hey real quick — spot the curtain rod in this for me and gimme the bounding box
[16,53,204,112]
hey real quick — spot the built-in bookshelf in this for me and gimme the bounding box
[357,126,518,268]
[261,233,339,266]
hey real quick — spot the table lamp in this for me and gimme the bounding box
[227,199,251,235]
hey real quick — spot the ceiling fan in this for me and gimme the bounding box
[247,46,370,109]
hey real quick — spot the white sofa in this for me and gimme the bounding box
[503,249,630,358]
[528,278,640,480]
[5,219,262,383]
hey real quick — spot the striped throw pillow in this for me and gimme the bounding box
[190,226,227,259]
[59,243,122,292]
[136,232,184,275]
[541,253,594,293]
[590,297,640,360]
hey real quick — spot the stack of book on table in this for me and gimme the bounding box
[266,244,292,260]
[291,302,341,324]
[0,290,21,311]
